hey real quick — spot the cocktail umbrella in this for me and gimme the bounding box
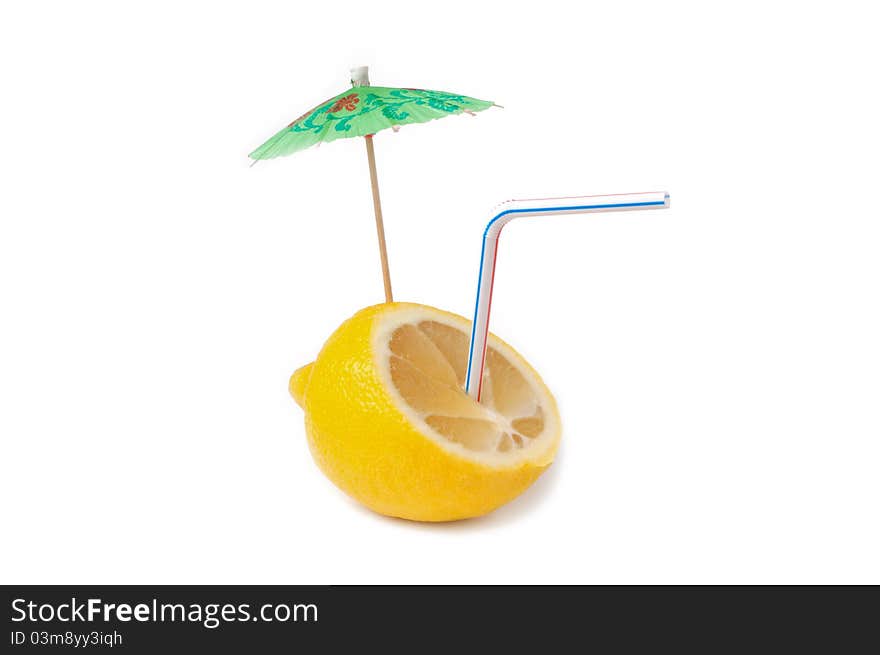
[250,66,496,302]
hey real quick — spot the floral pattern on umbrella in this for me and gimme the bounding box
[250,87,494,160]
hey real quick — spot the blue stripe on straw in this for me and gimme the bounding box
[464,200,667,393]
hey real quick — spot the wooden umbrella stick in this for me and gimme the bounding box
[364,134,393,303]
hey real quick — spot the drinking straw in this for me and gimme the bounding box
[464,191,671,401]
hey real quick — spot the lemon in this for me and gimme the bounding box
[289,302,560,522]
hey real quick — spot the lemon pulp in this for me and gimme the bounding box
[383,315,553,465]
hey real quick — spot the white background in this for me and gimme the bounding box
[1,1,878,584]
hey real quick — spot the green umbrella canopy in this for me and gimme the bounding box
[250,86,495,160]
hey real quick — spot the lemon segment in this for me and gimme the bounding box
[292,302,561,522]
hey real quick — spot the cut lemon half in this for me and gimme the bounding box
[290,302,560,522]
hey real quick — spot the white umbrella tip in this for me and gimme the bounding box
[350,66,370,86]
